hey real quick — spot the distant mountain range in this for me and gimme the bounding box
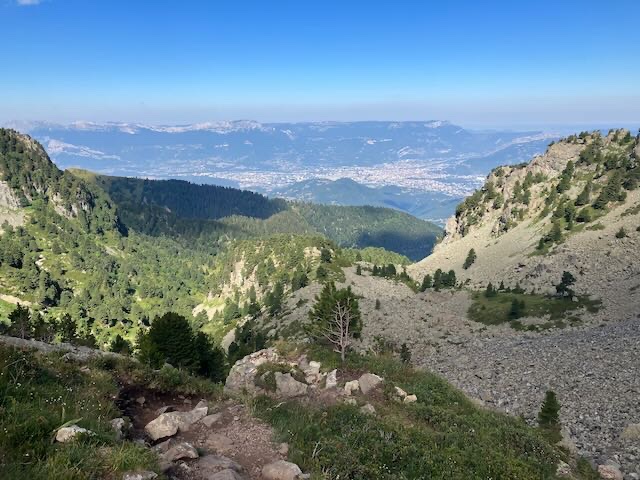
[6,120,558,223]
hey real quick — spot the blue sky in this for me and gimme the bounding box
[1,0,639,127]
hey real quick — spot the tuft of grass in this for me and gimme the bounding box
[586,222,605,231]
[468,291,601,327]
[0,346,160,479]
[254,349,570,479]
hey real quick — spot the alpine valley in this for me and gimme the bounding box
[1,127,639,480]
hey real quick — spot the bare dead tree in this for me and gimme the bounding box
[320,298,353,362]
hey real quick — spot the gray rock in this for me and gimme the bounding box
[55,425,91,443]
[360,403,376,415]
[111,417,127,440]
[403,394,418,404]
[325,369,338,389]
[122,471,158,480]
[224,348,281,396]
[144,404,209,441]
[161,441,199,462]
[262,460,304,480]
[302,361,321,376]
[198,454,244,473]
[206,469,245,480]
[202,412,224,428]
[344,380,360,395]
[358,373,383,395]
[275,372,308,398]
[394,386,408,399]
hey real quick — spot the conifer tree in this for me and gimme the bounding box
[463,248,477,269]
[58,313,77,343]
[420,274,433,292]
[8,304,32,339]
[538,390,561,441]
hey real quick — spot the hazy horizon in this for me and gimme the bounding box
[1,0,638,128]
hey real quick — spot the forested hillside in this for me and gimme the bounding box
[0,129,429,347]
[74,170,441,260]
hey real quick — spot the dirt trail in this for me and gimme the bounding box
[118,388,286,480]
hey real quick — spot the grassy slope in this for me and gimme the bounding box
[0,344,222,480]
[254,346,596,480]
[468,291,602,330]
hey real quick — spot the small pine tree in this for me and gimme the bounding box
[551,222,563,243]
[375,298,381,310]
[320,248,332,263]
[555,271,576,298]
[400,343,411,364]
[8,304,32,339]
[463,248,477,269]
[109,334,132,355]
[433,269,443,291]
[484,282,498,298]
[498,281,505,291]
[58,313,77,343]
[355,264,362,275]
[615,227,627,239]
[538,390,561,441]
[420,274,432,292]
[194,332,227,382]
[509,298,525,319]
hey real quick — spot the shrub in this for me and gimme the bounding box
[400,343,411,364]
[463,248,477,269]
[615,227,627,238]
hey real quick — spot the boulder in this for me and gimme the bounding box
[394,386,407,399]
[197,454,244,473]
[344,380,360,395]
[325,369,337,389]
[202,412,224,428]
[358,373,383,395]
[145,403,209,441]
[55,425,91,443]
[161,442,199,462]
[207,433,235,453]
[360,403,376,415]
[597,464,623,480]
[302,361,321,376]
[403,394,418,404]
[278,442,289,456]
[122,471,158,480]
[224,348,281,396]
[275,372,308,398]
[111,417,128,440]
[262,460,304,480]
